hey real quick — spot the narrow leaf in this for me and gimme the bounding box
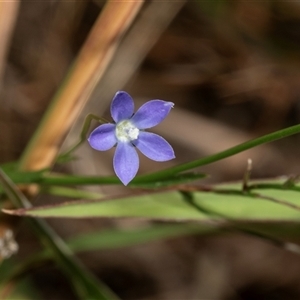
[67,224,212,252]
[5,180,300,223]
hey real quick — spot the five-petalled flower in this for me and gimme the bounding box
[88,91,175,185]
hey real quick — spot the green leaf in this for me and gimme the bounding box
[67,224,213,252]
[5,180,300,223]
[2,191,204,219]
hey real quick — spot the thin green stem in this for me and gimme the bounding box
[59,114,109,161]
[134,123,300,183]
[40,174,119,185]
[248,183,300,192]
[6,123,300,187]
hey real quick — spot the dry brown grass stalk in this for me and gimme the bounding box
[18,0,144,171]
[0,1,19,84]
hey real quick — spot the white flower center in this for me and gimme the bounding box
[115,120,139,142]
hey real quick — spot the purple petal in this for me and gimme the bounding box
[110,91,134,123]
[133,131,175,161]
[131,100,174,129]
[88,123,117,151]
[113,142,139,185]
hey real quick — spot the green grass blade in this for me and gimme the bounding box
[5,124,300,187]
[67,224,211,252]
[133,123,300,182]
[6,179,300,223]
[1,170,206,188]
[39,172,206,187]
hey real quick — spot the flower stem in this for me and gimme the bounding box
[58,114,109,161]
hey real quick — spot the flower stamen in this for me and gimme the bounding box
[115,120,139,143]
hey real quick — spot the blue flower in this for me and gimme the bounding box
[88,91,175,185]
